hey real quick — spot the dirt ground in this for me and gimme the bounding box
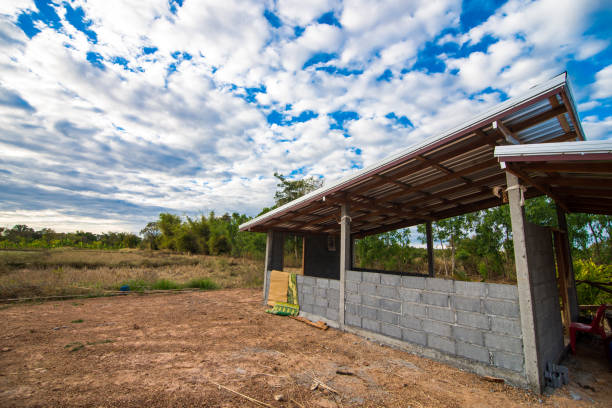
[0,289,610,407]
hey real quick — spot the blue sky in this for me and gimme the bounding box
[0,0,611,233]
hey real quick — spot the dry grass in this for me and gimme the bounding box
[0,249,263,299]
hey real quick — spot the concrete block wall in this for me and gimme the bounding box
[297,275,340,322]
[344,270,525,373]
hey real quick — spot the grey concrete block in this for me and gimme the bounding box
[315,287,327,298]
[457,341,489,364]
[484,299,520,318]
[399,287,421,303]
[327,297,339,309]
[301,285,314,295]
[346,292,361,304]
[301,303,313,313]
[346,271,362,282]
[402,276,425,289]
[327,289,340,302]
[457,311,490,330]
[493,351,524,372]
[313,305,327,317]
[484,333,523,354]
[490,316,522,337]
[421,292,449,307]
[316,278,330,288]
[380,298,402,313]
[362,272,380,284]
[453,326,484,346]
[362,294,380,308]
[377,285,398,299]
[362,318,381,333]
[454,281,485,297]
[428,334,456,354]
[422,319,452,337]
[428,306,455,323]
[453,295,481,313]
[426,278,454,293]
[381,323,402,339]
[296,275,304,284]
[399,315,422,330]
[402,302,427,317]
[403,328,427,346]
[326,307,339,322]
[345,281,358,293]
[345,313,361,327]
[487,283,518,300]
[361,306,377,320]
[315,296,328,307]
[377,309,399,325]
[302,293,315,306]
[345,302,360,315]
[381,274,401,286]
[302,276,316,286]
[360,282,377,296]
[329,280,340,290]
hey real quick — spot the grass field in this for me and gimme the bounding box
[0,249,264,300]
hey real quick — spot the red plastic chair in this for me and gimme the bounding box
[570,304,607,354]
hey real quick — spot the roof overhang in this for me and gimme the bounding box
[495,140,612,215]
[240,73,588,236]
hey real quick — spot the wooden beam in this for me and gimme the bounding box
[549,96,571,134]
[552,187,612,198]
[547,131,578,144]
[507,104,567,133]
[426,221,434,277]
[560,89,585,141]
[505,163,570,212]
[493,120,521,145]
[518,162,612,174]
[541,176,612,189]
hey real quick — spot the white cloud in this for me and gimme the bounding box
[592,64,612,100]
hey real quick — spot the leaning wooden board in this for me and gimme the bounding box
[267,270,290,306]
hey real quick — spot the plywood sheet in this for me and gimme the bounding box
[268,270,289,306]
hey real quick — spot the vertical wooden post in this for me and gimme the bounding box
[556,206,579,322]
[426,221,434,277]
[263,231,273,305]
[339,204,351,329]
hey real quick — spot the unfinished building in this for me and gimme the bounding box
[239,73,612,392]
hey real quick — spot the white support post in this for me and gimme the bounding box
[506,172,542,392]
[339,204,351,329]
[263,231,272,305]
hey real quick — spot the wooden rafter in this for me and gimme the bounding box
[519,162,612,174]
[540,176,612,189]
[548,96,571,134]
[560,89,585,141]
[493,120,521,145]
[505,163,570,212]
[507,104,567,133]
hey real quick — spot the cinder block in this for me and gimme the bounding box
[316,278,330,288]
[362,272,380,284]
[381,323,402,339]
[345,313,361,327]
[399,287,421,303]
[345,302,360,315]
[484,332,523,354]
[327,297,339,309]
[361,306,377,320]
[380,298,402,313]
[399,315,422,330]
[327,289,340,303]
[315,287,327,298]
[456,311,490,330]
[300,285,314,295]
[313,305,327,317]
[362,294,380,308]
[421,292,449,307]
[301,293,315,306]
[490,316,522,337]
[484,299,520,318]
[426,278,454,293]
[329,280,340,290]
[493,351,524,372]
[345,281,358,293]
[428,334,456,354]
[427,306,455,323]
[301,303,313,313]
[454,281,485,297]
[362,318,381,333]
[402,302,427,317]
[377,309,399,325]
[402,276,426,289]
[315,296,328,307]
[422,319,452,337]
[296,275,304,284]
[457,341,489,363]
[453,326,484,346]
[453,295,481,313]
[377,285,398,299]
[326,307,339,322]
[487,283,518,300]
[302,276,316,286]
[346,292,361,304]
[381,274,401,286]
[403,328,427,346]
[360,282,377,296]
[346,271,362,282]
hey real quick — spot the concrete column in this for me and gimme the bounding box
[339,204,351,329]
[263,231,284,305]
[426,221,434,277]
[506,172,542,393]
[263,231,272,305]
[556,206,579,322]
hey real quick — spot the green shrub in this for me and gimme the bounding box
[118,279,148,292]
[151,279,181,290]
[183,278,218,290]
[574,259,612,305]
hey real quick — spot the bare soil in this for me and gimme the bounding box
[0,289,609,407]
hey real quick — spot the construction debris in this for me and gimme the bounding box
[290,316,328,330]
